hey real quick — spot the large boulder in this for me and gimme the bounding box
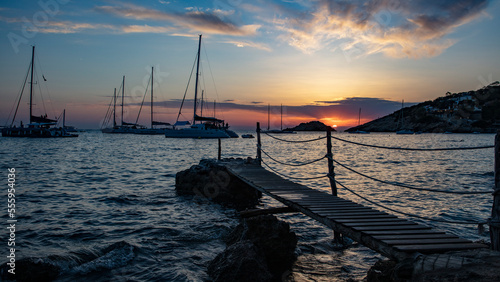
[208,215,297,281]
[175,159,262,210]
[207,240,272,282]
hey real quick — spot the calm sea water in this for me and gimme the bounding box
[0,131,495,281]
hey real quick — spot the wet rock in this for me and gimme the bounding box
[0,257,61,282]
[175,159,261,210]
[209,215,297,281]
[366,249,500,281]
[207,240,272,282]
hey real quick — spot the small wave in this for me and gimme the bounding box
[101,195,139,205]
[0,241,136,281]
[69,241,135,275]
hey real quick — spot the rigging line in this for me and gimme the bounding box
[330,135,494,151]
[202,40,223,119]
[176,55,197,123]
[33,67,49,117]
[333,177,486,225]
[134,74,151,125]
[101,96,114,129]
[8,61,31,126]
[261,149,327,167]
[36,52,56,117]
[263,132,327,143]
[261,159,328,180]
[329,156,492,195]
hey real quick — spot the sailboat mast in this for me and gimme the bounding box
[121,76,125,126]
[113,88,117,127]
[29,45,35,123]
[193,34,202,124]
[280,104,283,131]
[200,90,204,117]
[358,108,361,126]
[63,109,66,127]
[151,66,154,129]
[267,104,270,130]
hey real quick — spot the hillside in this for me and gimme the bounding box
[346,82,500,133]
[285,121,335,131]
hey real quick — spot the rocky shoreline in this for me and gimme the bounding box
[176,159,500,281]
[347,82,500,133]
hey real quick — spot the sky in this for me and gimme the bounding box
[0,0,499,130]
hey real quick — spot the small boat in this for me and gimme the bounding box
[395,100,414,135]
[134,67,172,135]
[1,46,78,138]
[350,108,370,134]
[166,35,236,139]
[101,76,144,133]
[241,134,254,138]
[261,104,296,134]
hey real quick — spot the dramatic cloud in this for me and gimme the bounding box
[95,3,260,36]
[152,97,407,123]
[274,0,490,58]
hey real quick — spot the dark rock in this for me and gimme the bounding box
[0,257,61,282]
[226,215,297,276]
[285,121,335,131]
[175,159,261,210]
[211,215,297,281]
[207,240,272,282]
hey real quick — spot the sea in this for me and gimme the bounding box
[0,131,495,281]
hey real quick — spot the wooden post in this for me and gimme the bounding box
[327,127,342,244]
[256,122,262,166]
[218,138,221,161]
[491,130,500,251]
[327,127,337,196]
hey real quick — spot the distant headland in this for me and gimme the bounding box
[347,82,500,133]
[284,121,335,131]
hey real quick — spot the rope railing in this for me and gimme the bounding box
[333,177,487,225]
[330,135,494,151]
[261,159,328,180]
[261,148,327,167]
[328,155,492,195]
[263,132,327,143]
[253,122,497,235]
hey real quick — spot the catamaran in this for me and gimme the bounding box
[165,35,237,139]
[134,67,171,135]
[101,76,144,133]
[1,46,78,138]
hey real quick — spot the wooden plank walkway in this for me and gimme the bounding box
[225,162,487,261]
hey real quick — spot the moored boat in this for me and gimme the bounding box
[165,35,236,139]
[1,46,78,138]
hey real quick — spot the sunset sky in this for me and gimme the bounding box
[1,0,499,130]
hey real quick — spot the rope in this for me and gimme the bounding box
[261,149,327,167]
[329,156,492,195]
[333,177,487,225]
[263,132,327,143]
[261,159,328,180]
[330,135,494,151]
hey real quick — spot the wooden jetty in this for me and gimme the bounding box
[225,161,487,262]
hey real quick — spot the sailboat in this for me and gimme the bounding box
[165,35,236,139]
[396,100,414,135]
[1,46,78,138]
[101,76,143,133]
[261,104,296,134]
[134,67,171,135]
[350,108,369,134]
